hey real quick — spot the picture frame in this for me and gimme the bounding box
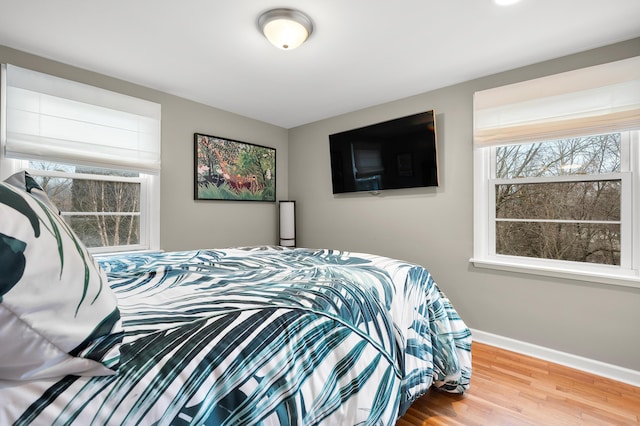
[194,133,276,201]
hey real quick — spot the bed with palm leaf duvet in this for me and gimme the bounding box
[0,246,472,425]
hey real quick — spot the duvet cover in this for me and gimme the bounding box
[0,246,471,425]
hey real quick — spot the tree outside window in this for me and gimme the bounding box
[493,133,621,265]
[30,162,141,249]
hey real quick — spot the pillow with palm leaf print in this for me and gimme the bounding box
[3,170,61,214]
[0,181,123,380]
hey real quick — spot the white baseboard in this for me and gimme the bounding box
[470,328,640,388]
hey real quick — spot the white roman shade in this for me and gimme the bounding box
[3,64,161,173]
[473,56,640,146]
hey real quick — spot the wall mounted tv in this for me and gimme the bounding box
[329,110,439,194]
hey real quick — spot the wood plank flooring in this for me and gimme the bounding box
[397,342,640,425]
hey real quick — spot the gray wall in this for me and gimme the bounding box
[288,38,640,371]
[0,45,289,251]
[3,39,639,371]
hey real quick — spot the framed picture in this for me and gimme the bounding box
[194,133,276,201]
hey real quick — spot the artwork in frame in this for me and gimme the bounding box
[194,133,276,201]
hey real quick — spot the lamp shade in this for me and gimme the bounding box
[279,200,296,247]
[258,9,313,50]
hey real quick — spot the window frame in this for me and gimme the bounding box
[0,157,160,254]
[472,131,640,288]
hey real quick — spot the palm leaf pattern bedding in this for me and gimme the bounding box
[0,246,472,425]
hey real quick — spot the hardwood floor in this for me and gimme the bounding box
[397,342,640,426]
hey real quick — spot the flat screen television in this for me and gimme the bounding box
[329,110,439,194]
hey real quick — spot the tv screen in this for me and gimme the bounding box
[329,110,439,194]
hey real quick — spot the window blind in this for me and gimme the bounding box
[2,64,161,173]
[473,56,640,146]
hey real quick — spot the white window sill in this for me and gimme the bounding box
[470,257,640,289]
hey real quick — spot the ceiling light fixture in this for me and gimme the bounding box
[494,0,521,5]
[258,8,313,50]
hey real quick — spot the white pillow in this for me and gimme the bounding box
[0,181,123,380]
[3,170,60,214]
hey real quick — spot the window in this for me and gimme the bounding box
[5,160,157,253]
[1,64,160,254]
[492,132,633,265]
[472,57,640,287]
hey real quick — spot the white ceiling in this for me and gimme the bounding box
[1,1,639,129]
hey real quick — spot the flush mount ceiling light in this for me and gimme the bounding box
[494,0,521,5]
[258,8,313,50]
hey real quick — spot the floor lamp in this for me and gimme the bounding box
[279,200,296,247]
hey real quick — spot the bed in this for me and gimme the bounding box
[0,175,472,425]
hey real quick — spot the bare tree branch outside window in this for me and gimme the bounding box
[495,133,621,265]
[31,162,141,249]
